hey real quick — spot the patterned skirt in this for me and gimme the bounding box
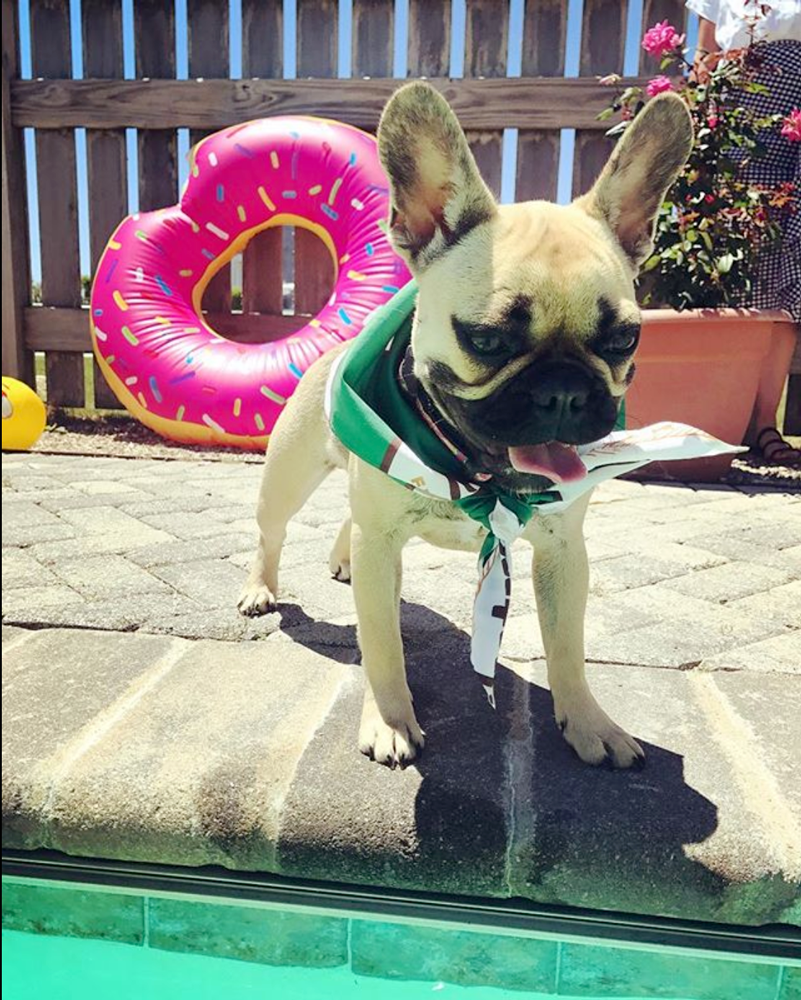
[740,39,801,324]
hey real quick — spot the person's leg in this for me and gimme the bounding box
[747,323,800,466]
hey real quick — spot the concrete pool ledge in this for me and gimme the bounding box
[2,622,800,927]
[2,454,800,931]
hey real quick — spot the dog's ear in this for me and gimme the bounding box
[378,82,497,271]
[575,92,693,269]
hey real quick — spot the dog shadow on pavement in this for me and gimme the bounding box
[273,599,723,919]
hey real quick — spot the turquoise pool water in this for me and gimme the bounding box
[4,930,565,1000]
[2,876,796,1000]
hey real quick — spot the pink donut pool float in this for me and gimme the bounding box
[90,116,411,449]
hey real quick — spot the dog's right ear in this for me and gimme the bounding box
[575,92,693,270]
[378,82,497,272]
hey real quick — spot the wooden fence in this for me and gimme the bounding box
[2,0,797,431]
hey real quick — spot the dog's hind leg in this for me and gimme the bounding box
[238,445,332,616]
[329,516,352,583]
[238,351,346,616]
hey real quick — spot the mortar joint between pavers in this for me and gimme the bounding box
[503,684,535,897]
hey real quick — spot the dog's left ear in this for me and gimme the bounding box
[378,82,497,271]
[575,92,693,269]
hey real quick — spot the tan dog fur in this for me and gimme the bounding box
[238,83,692,770]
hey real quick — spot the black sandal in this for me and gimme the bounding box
[754,427,801,468]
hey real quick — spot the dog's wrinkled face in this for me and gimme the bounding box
[377,83,693,492]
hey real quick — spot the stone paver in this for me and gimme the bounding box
[2,452,800,930]
[699,632,801,674]
[656,560,794,604]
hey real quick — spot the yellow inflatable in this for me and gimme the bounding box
[2,377,46,451]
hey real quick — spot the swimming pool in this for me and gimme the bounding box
[2,855,799,999]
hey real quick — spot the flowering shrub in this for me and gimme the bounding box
[646,75,674,97]
[641,20,686,58]
[600,8,793,309]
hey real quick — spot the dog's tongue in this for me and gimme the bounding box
[508,442,587,483]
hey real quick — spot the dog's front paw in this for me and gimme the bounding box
[555,694,645,769]
[359,700,425,769]
[237,583,277,617]
[329,551,351,583]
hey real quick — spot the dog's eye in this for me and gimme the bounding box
[608,332,637,351]
[599,327,640,357]
[468,332,505,356]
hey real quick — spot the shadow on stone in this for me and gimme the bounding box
[515,680,724,919]
[275,603,358,664]
[277,602,724,920]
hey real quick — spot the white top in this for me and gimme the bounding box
[686,0,801,50]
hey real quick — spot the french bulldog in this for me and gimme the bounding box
[238,82,693,770]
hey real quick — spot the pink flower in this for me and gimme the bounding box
[646,75,674,96]
[707,114,720,129]
[641,20,685,57]
[781,109,801,143]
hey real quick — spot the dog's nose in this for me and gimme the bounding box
[530,383,589,419]
[529,364,591,426]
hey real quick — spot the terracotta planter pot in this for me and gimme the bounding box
[625,309,797,482]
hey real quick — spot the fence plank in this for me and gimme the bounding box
[463,0,509,198]
[82,0,125,408]
[295,0,338,317]
[13,77,656,132]
[353,0,394,78]
[188,0,231,314]
[241,0,283,318]
[24,306,304,350]
[522,0,567,77]
[639,1,689,74]
[135,0,177,212]
[408,0,451,77]
[31,0,84,407]
[573,0,628,198]
[2,0,33,385]
[516,132,560,202]
[517,0,567,203]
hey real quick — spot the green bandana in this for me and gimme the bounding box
[325,281,743,704]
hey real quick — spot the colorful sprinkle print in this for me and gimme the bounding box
[206,222,229,241]
[88,116,412,449]
[258,187,276,211]
[260,385,287,406]
[328,178,343,205]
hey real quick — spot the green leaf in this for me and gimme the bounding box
[596,108,615,122]
[716,253,734,274]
